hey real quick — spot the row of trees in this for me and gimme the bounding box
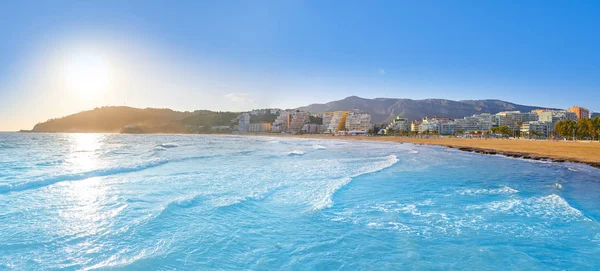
[554,116,600,140]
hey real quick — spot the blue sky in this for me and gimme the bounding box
[0,0,599,130]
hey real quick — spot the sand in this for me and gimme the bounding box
[278,135,600,167]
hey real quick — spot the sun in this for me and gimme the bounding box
[64,52,112,95]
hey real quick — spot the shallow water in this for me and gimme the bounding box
[1,133,599,270]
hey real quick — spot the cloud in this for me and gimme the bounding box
[378,68,386,75]
[224,93,254,104]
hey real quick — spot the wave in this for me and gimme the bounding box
[408,150,419,154]
[457,185,519,196]
[310,154,399,211]
[469,194,588,222]
[312,145,327,150]
[0,159,169,194]
[156,142,179,149]
[288,150,305,156]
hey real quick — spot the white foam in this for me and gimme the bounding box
[309,155,399,211]
[458,185,519,196]
[312,145,327,150]
[408,150,419,154]
[470,194,588,222]
[288,150,305,156]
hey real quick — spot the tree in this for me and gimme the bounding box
[592,116,600,141]
[576,118,593,139]
[554,120,577,140]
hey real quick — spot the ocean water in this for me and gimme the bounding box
[1,133,600,270]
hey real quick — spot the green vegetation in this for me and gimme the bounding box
[249,112,278,123]
[490,126,511,136]
[309,115,323,125]
[555,116,600,140]
[32,106,241,134]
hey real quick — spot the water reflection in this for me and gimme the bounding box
[66,133,104,172]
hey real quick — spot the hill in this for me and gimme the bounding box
[31,107,238,133]
[295,96,558,123]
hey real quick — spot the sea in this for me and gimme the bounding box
[1,133,599,270]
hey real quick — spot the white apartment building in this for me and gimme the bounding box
[495,111,539,131]
[345,111,373,134]
[454,113,495,133]
[521,121,551,137]
[385,116,410,133]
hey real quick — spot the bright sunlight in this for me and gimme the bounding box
[64,52,112,95]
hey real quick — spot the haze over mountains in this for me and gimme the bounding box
[30,96,560,133]
[296,96,558,123]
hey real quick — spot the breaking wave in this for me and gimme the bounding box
[457,185,519,196]
[0,159,169,194]
[312,145,327,150]
[288,150,305,156]
[310,155,399,211]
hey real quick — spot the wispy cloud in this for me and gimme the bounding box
[378,68,386,75]
[225,93,254,104]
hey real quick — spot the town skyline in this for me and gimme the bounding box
[1,1,599,131]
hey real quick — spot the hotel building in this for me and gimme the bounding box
[568,106,590,119]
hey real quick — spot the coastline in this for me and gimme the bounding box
[262,135,600,169]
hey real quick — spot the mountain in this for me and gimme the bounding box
[32,106,239,133]
[295,96,559,123]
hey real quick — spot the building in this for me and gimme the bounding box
[538,110,577,132]
[271,110,291,133]
[248,122,271,133]
[454,113,495,133]
[538,110,577,124]
[418,117,451,134]
[301,124,322,134]
[345,111,373,134]
[521,121,551,137]
[495,111,538,131]
[568,106,590,119]
[238,113,251,133]
[321,112,334,132]
[210,126,231,132]
[411,120,422,132]
[385,116,410,134]
[326,111,349,133]
[288,111,310,133]
[440,122,458,135]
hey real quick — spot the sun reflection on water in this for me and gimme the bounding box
[66,133,104,172]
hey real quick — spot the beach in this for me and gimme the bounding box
[282,135,600,167]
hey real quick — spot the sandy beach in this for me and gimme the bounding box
[274,135,600,167]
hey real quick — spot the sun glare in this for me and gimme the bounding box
[64,52,112,95]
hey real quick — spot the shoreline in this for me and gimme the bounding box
[8,131,600,169]
[264,135,600,169]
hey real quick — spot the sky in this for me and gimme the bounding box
[0,0,599,131]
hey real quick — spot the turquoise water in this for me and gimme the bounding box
[1,133,599,270]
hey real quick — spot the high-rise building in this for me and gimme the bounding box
[327,111,349,133]
[289,111,310,133]
[271,110,291,133]
[238,113,251,133]
[568,106,590,119]
[321,112,334,132]
[345,111,372,134]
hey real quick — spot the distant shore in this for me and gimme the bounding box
[266,135,600,169]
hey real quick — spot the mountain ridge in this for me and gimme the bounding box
[295,96,559,123]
